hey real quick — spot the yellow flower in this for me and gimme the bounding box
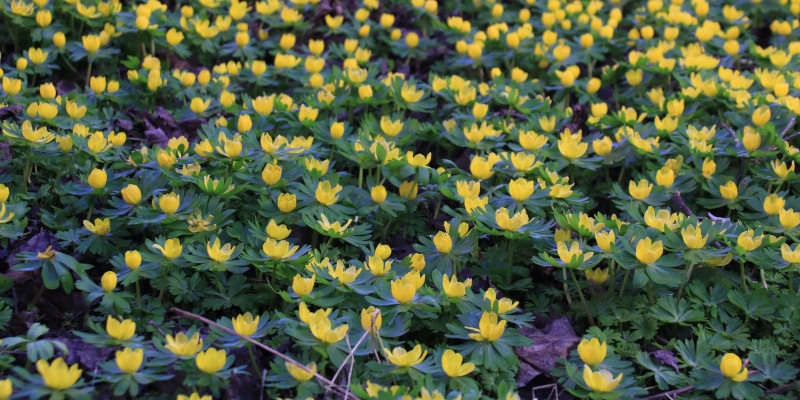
[190,97,210,114]
[292,274,316,296]
[206,238,234,262]
[557,129,588,160]
[309,316,348,344]
[470,156,494,180]
[265,220,291,240]
[87,168,107,190]
[595,230,616,252]
[719,353,748,382]
[720,181,738,200]
[636,238,663,265]
[441,274,469,298]
[380,116,403,137]
[441,349,475,378]
[165,332,203,357]
[262,238,299,260]
[781,243,800,264]
[121,184,142,205]
[152,238,183,260]
[0,379,11,400]
[361,306,382,334]
[578,338,607,367]
[101,271,117,292]
[763,194,786,215]
[315,181,342,206]
[125,250,141,270]
[585,267,610,284]
[495,208,529,231]
[1,77,23,97]
[106,316,136,341]
[655,167,675,188]
[232,312,260,336]
[751,105,770,128]
[286,361,316,382]
[83,218,111,236]
[583,365,622,393]
[401,83,424,103]
[371,185,387,204]
[737,230,763,252]
[115,348,144,374]
[742,126,761,153]
[644,207,682,232]
[771,160,794,180]
[36,358,82,391]
[629,179,653,200]
[196,348,227,374]
[780,208,800,230]
[176,393,211,400]
[298,105,318,122]
[681,225,708,249]
[467,312,506,341]
[277,193,297,213]
[82,35,101,55]
[330,122,345,139]
[433,231,452,253]
[391,278,417,304]
[156,192,180,215]
[558,241,594,265]
[508,178,534,202]
[65,100,87,119]
[384,344,427,368]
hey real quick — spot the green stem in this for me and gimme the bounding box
[618,270,630,298]
[358,167,363,189]
[646,281,654,305]
[85,59,93,88]
[247,345,260,375]
[506,239,514,284]
[135,280,142,308]
[740,260,750,294]
[676,262,695,301]
[570,269,595,326]
[608,259,617,296]
[21,147,33,194]
[760,269,768,290]
[562,268,573,306]
[29,283,46,309]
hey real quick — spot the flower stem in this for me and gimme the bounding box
[740,260,750,294]
[507,239,514,284]
[618,270,630,298]
[676,262,695,301]
[247,345,260,375]
[646,281,655,305]
[85,59,94,88]
[570,269,595,326]
[135,280,142,308]
[562,268,573,306]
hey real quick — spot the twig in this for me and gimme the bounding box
[531,383,559,400]
[259,368,266,400]
[643,385,695,399]
[170,307,359,400]
[329,311,376,384]
[148,320,167,337]
[780,116,797,139]
[785,131,800,141]
[764,380,800,395]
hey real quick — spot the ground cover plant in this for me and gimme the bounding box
[1,0,800,398]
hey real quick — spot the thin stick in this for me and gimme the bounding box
[644,385,695,399]
[779,116,797,139]
[170,307,359,400]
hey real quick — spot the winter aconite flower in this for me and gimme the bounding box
[433,231,452,254]
[361,306,382,334]
[153,238,183,260]
[232,312,260,337]
[121,184,142,205]
[36,358,82,390]
[467,312,506,341]
[107,316,136,341]
[196,348,227,374]
[720,353,748,382]
[636,238,664,265]
[206,238,234,262]
[384,344,427,368]
[165,332,203,357]
[84,218,111,236]
[292,274,316,296]
[578,338,607,367]
[262,239,299,260]
[583,365,622,393]
[441,349,475,378]
[286,361,316,382]
[116,348,144,374]
[101,271,117,292]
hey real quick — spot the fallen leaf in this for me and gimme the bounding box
[515,316,580,376]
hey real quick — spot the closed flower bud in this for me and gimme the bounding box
[101,271,117,292]
[125,250,142,270]
[330,122,345,139]
[433,231,452,253]
[719,181,738,200]
[277,193,297,213]
[371,185,387,204]
[88,168,107,189]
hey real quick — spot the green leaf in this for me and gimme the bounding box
[651,297,705,325]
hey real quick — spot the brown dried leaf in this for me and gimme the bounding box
[514,316,580,376]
